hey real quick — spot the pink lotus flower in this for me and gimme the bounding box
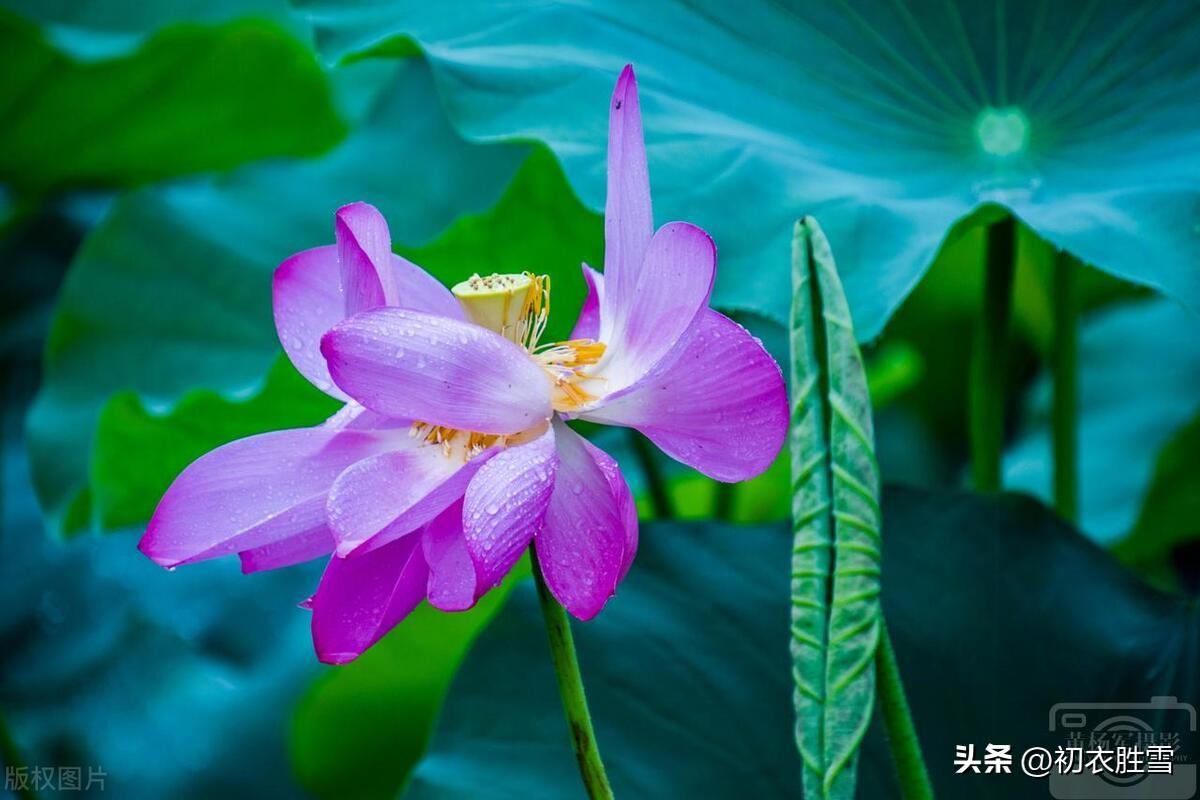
[140,65,787,664]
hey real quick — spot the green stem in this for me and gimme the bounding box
[876,623,934,799]
[969,215,1017,492]
[1051,252,1079,522]
[0,705,37,800]
[711,482,734,521]
[530,545,615,800]
[629,431,672,519]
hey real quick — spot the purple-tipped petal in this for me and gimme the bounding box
[535,421,626,620]
[602,64,653,343]
[322,308,552,434]
[335,202,391,315]
[582,438,638,581]
[570,264,604,341]
[464,426,559,590]
[273,245,350,400]
[583,308,787,482]
[310,534,428,664]
[239,525,335,574]
[602,222,715,391]
[140,427,398,569]
[328,444,495,557]
[422,499,477,611]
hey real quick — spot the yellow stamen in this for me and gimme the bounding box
[408,421,506,461]
[534,338,607,412]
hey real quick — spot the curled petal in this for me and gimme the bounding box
[273,245,349,400]
[464,426,559,590]
[422,499,477,611]
[535,421,627,620]
[140,427,398,569]
[273,243,460,401]
[310,534,428,665]
[601,64,654,344]
[322,308,552,434]
[328,443,494,557]
[601,222,715,392]
[335,202,391,315]
[583,309,787,482]
[569,264,604,341]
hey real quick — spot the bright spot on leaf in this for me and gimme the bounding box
[974,107,1030,157]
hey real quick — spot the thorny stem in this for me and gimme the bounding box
[530,545,615,800]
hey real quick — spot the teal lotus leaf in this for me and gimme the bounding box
[300,0,1200,336]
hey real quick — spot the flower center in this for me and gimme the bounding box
[452,272,606,412]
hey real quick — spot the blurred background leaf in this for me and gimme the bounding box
[0,8,344,193]
[404,488,1199,800]
[0,0,304,57]
[1004,299,1200,553]
[1114,416,1200,588]
[1,208,320,800]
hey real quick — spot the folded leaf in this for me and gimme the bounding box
[789,218,881,799]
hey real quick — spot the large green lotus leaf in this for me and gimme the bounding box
[404,487,1198,799]
[24,58,547,536]
[299,0,1200,336]
[1004,299,1200,546]
[0,8,344,192]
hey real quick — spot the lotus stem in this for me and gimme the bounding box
[1052,252,1079,521]
[530,545,615,800]
[969,215,1016,491]
[712,482,734,521]
[876,622,935,799]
